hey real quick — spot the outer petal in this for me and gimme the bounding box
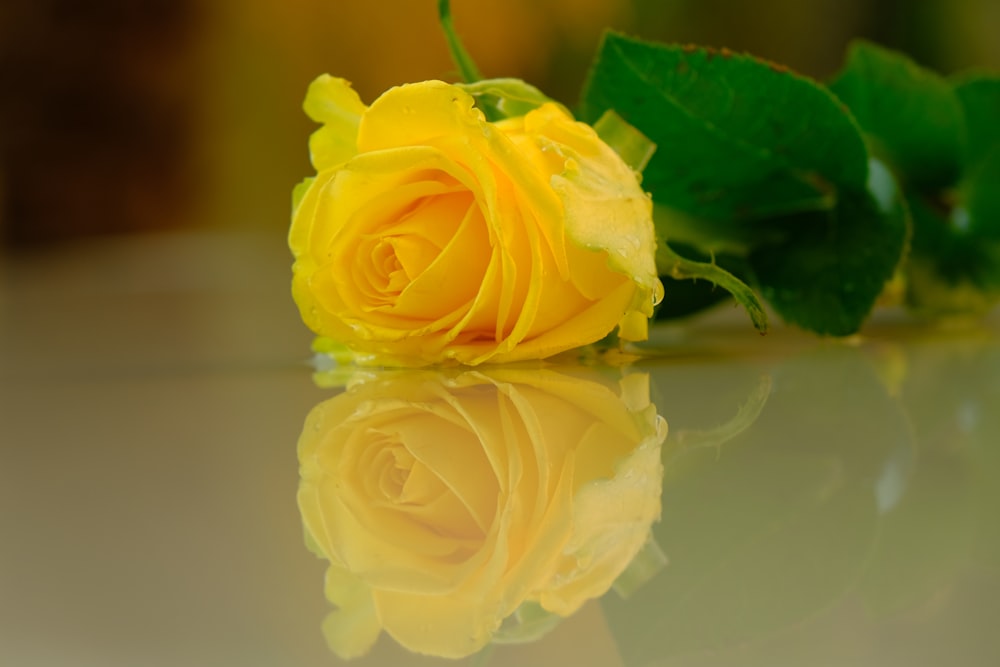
[321,564,382,660]
[304,75,367,170]
[357,81,486,152]
[374,588,503,658]
[539,432,664,615]
[523,104,663,332]
[524,105,658,288]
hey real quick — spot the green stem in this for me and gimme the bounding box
[670,374,773,455]
[657,242,770,333]
[438,0,483,83]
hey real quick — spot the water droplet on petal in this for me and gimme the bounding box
[652,280,664,306]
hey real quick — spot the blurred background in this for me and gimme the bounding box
[0,0,997,247]
[0,7,997,665]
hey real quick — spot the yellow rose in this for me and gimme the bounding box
[296,368,666,658]
[289,76,661,365]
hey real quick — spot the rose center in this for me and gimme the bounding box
[358,190,482,312]
[373,441,448,507]
[368,235,437,298]
[357,425,490,542]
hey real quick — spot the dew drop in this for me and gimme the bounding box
[652,280,665,306]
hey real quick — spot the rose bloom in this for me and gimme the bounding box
[296,369,666,658]
[289,76,661,365]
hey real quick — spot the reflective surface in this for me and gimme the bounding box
[2,232,999,666]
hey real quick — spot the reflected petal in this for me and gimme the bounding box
[296,366,667,658]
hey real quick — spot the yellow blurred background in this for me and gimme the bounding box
[1,0,997,247]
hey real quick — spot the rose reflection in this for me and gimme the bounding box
[296,368,667,659]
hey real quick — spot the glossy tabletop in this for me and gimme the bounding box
[2,231,998,666]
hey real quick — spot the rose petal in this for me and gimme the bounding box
[358,81,485,152]
[304,75,367,171]
[321,564,382,660]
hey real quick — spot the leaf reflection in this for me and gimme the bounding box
[605,341,999,666]
[296,367,667,659]
[606,348,908,662]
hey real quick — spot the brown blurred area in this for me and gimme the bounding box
[0,0,202,245]
[0,0,997,248]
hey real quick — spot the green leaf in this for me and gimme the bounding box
[605,348,904,661]
[953,74,1000,169]
[829,49,1000,317]
[580,33,870,223]
[747,160,910,335]
[580,33,906,335]
[829,40,965,190]
[963,149,1000,241]
[904,185,1000,316]
[955,75,1000,242]
[891,73,1000,315]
